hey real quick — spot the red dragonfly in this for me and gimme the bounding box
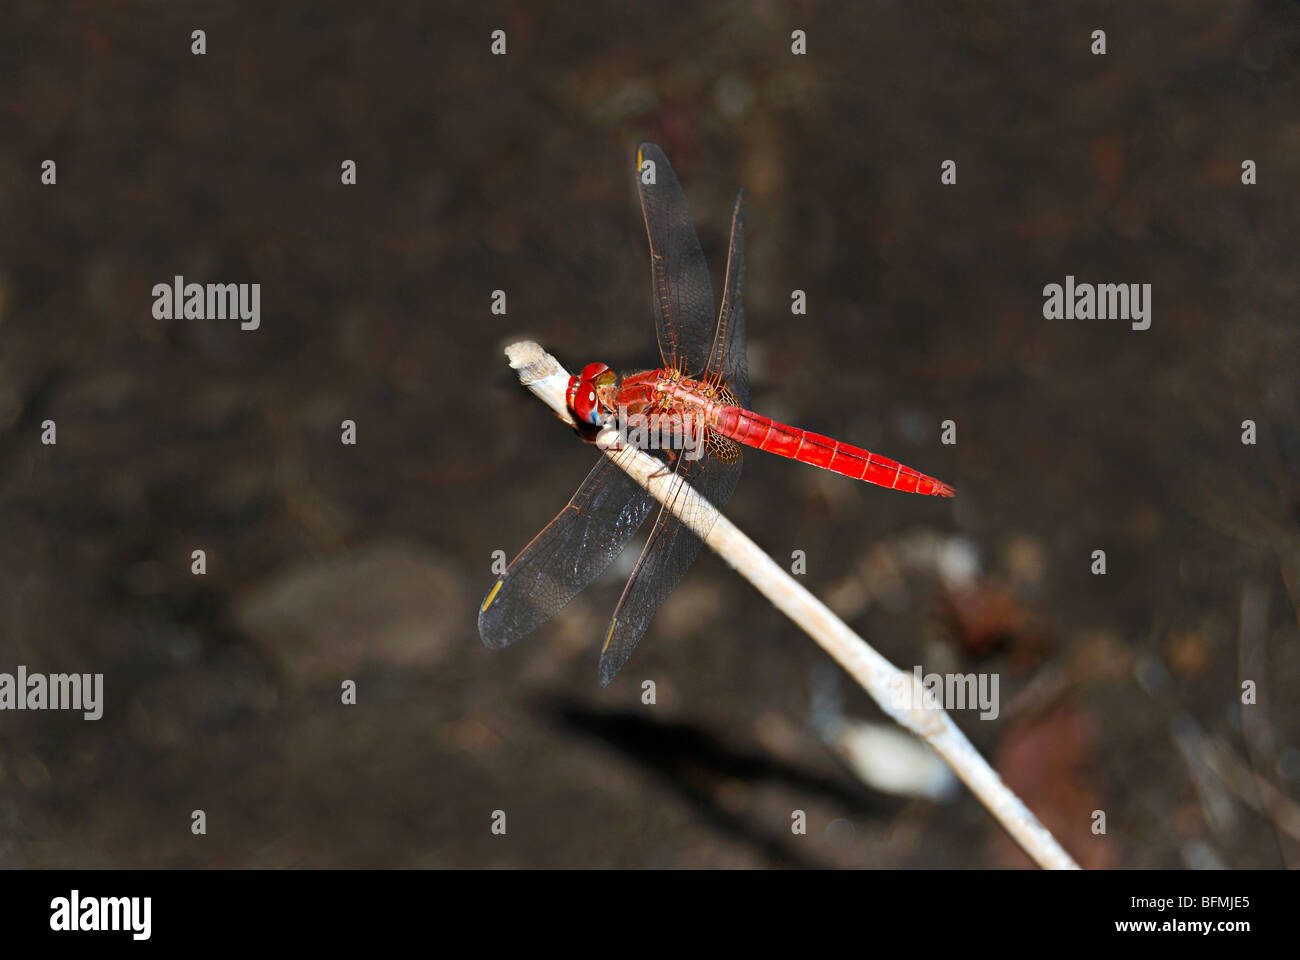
[480,143,954,685]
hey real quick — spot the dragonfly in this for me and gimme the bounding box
[480,142,954,686]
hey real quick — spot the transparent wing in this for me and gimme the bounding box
[596,437,743,686]
[479,447,656,649]
[635,142,716,377]
[705,190,749,407]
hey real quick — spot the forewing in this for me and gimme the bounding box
[706,190,749,407]
[635,142,716,377]
[595,438,743,686]
[479,448,656,649]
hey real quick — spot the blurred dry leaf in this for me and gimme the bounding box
[235,540,466,684]
[941,582,1045,664]
[991,706,1113,870]
[1165,630,1212,677]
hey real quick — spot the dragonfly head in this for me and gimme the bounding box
[567,362,618,428]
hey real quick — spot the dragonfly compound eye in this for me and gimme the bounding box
[577,361,612,383]
[574,385,607,425]
[568,362,614,426]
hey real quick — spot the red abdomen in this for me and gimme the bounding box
[712,406,955,497]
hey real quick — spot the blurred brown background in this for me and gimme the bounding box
[0,1,1297,868]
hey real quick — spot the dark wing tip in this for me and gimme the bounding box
[477,615,508,651]
[479,621,525,652]
[636,141,663,170]
[478,580,521,650]
[596,618,628,687]
[596,652,618,687]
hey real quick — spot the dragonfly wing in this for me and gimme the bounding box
[635,142,716,377]
[705,190,749,407]
[596,440,743,686]
[479,448,656,650]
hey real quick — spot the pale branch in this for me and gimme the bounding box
[503,340,1081,871]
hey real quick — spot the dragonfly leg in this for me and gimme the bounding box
[649,449,678,480]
